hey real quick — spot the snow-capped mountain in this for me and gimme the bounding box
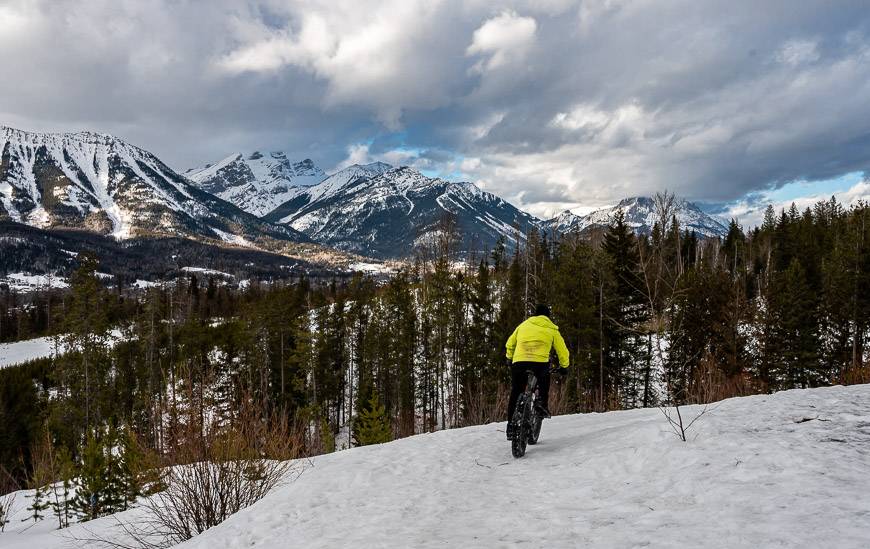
[542,209,587,235]
[264,163,539,258]
[0,125,307,244]
[543,196,728,238]
[186,152,327,217]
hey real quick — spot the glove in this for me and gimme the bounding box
[505,357,513,368]
[553,367,568,383]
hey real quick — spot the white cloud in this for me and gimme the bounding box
[468,111,506,141]
[332,143,429,174]
[0,2,36,40]
[776,39,820,66]
[466,10,537,72]
[215,1,459,127]
[550,102,653,148]
[550,104,611,132]
[332,143,370,172]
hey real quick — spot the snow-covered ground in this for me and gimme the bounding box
[0,336,58,369]
[0,329,124,369]
[0,272,70,292]
[1,272,169,293]
[3,385,869,548]
[347,261,394,275]
[181,266,234,278]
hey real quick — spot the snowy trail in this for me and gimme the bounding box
[177,385,870,549]
[3,385,869,548]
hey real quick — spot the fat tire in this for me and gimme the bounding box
[511,396,528,458]
[528,413,543,445]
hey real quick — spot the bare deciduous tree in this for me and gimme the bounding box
[0,467,18,532]
[638,190,713,441]
[78,398,304,549]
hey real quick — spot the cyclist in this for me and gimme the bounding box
[505,304,569,439]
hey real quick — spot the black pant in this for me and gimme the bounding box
[507,361,550,421]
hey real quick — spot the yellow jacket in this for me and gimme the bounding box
[505,315,570,368]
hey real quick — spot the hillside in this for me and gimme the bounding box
[4,385,869,548]
[0,220,346,285]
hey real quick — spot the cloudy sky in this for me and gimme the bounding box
[2,0,869,224]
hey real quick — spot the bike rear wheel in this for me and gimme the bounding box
[511,396,528,458]
[528,412,543,445]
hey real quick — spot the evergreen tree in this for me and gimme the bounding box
[50,447,75,529]
[53,254,111,442]
[71,434,108,522]
[25,483,50,523]
[462,259,496,422]
[355,392,392,446]
[723,219,746,274]
[602,209,650,407]
[767,259,822,389]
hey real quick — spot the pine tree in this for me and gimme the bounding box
[118,427,146,510]
[53,254,111,440]
[723,219,746,274]
[355,392,392,446]
[50,447,75,529]
[25,483,50,523]
[319,417,335,454]
[24,430,55,524]
[382,271,417,437]
[462,259,495,423]
[767,259,822,389]
[602,209,650,407]
[71,434,108,522]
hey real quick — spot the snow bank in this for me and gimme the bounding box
[2,385,869,548]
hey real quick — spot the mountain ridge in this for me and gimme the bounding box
[2,123,731,263]
[0,125,309,245]
[263,163,540,258]
[543,195,729,238]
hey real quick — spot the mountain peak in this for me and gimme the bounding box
[187,152,327,217]
[363,161,393,171]
[543,195,728,238]
[616,196,654,208]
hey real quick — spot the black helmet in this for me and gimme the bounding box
[534,303,551,317]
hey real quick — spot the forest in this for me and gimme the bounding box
[1,193,868,529]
